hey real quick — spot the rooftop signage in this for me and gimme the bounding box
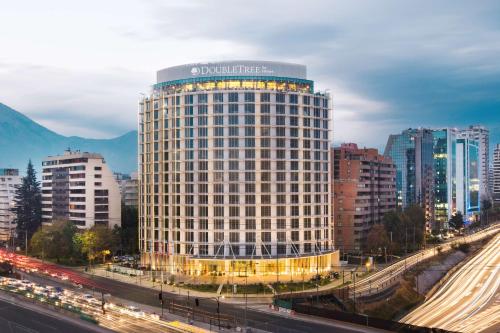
[157,60,307,83]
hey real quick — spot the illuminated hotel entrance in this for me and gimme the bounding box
[142,251,339,283]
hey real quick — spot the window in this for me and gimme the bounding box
[198,93,208,103]
[228,92,239,102]
[260,93,270,102]
[229,104,239,113]
[244,104,255,113]
[214,104,224,114]
[276,93,285,103]
[244,92,255,102]
[213,93,224,103]
[229,115,239,125]
[184,95,193,104]
[230,219,240,229]
[214,115,224,125]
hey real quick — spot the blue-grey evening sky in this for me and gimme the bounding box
[1,0,499,149]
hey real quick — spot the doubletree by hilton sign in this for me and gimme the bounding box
[190,64,274,76]
[157,61,307,83]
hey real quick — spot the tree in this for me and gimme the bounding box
[118,204,139,254]
[30,220,79,263]
[79,226,119,265]
[449,212,464,230]
[364,224,390,254]
[382,211,403,254]
[402,205,426,251]
[382,205,427,254]
[481,199,492,225]
[12,160,42,244]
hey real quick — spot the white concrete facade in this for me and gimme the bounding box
[138,61,336,276]
[41,150,121,229]
[0,169,21,242]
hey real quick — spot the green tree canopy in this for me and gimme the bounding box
[12,160,41,241]
[364,223,390,254]
[79,225,119,264]
[30,220,79,263]
[449,212,464,230]
[382,205,427,254]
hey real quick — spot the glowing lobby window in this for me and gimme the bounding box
[276,82,286,91]
[241,81,254,89]
[256,81,266,89]
[227,80,241,89]
[266,81,276,90]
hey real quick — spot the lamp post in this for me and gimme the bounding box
[244,262,248,332]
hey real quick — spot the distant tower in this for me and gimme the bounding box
[459,126,490,200]
[493,144,500,204]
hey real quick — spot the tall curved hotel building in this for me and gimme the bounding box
[139,61,337,277]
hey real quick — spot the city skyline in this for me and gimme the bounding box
[1,0,499,150]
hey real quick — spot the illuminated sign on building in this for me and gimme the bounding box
[157,60,307,83]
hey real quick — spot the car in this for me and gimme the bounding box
[81,294,101,306]
[123,306,145,318]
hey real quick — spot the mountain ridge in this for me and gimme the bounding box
[0,102,137,174]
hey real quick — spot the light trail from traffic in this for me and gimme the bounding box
[350,224,500,298]
[401,234,500,333]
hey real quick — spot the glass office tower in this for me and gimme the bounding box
[456,138,480,222]
[384,129,434,225]
[433,129,457,229]
[138,61,337,278]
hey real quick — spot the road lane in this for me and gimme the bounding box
[351,224,500,298]
[401,234,500,333]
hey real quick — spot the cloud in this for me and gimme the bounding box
[0,0,499,147]
[0,61,146,138]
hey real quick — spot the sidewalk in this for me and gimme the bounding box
[87,265,363,302]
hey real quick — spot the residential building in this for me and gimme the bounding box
[493,144,500,204]
[139,61,338,277]
[384,129,434,225]
[333,143,396,253]
[41,150,121,229]
[0,169,21,242]
[114,172,139,207]
[459,126,489,200]
[455,138,480,221]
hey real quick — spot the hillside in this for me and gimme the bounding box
[0,103,137,174]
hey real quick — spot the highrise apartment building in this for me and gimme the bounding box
[0,169,21,242]
[459,126,489,200]
[139,61,337,277]
[41,150,121,229]
[333,144,396,253]
[492,144,500,203]
[384,128,434,224]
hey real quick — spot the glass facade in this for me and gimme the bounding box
[456,138,480,222]
[384,129,434,224]
[138,62,335,277]
[433,129,457,229]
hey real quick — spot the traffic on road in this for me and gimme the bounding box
[402,234,500,333]
[0,251,208,333]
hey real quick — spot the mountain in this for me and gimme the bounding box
[0,103,137,175]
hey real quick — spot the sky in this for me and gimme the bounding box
[1,0,500,150]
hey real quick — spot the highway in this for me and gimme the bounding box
[0,252,385,332]
[351,224,500,298]
[401,234,500,333]
[0,298,105,333]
